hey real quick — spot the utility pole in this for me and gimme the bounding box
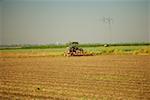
[102,17,113,44]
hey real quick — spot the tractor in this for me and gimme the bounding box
[64,42,84,56]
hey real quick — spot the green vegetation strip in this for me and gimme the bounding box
[1,45,150,56]
[0,42,149,50]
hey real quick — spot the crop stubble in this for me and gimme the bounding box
[0,55,150,99]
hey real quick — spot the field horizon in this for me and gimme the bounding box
[0,43,150,58]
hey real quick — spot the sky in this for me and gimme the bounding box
[0,0,150,45]
[148,0,150,41]
[0,1,2,45]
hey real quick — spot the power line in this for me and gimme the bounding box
[102,17,114,43]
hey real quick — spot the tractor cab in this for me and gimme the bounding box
[68,42,79,52]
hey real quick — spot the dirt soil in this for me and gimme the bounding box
[0,55,150,99]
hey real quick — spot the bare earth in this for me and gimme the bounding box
[0,55,150,99]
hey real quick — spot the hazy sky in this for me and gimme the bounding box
[148,0,150,41]
[0,0,2,45]
[0,0,150,45]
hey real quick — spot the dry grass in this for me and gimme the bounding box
[0,46,150,58]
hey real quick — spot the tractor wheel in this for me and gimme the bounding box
[67,53,71,57]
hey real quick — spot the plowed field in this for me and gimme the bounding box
[0,55,150,99]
